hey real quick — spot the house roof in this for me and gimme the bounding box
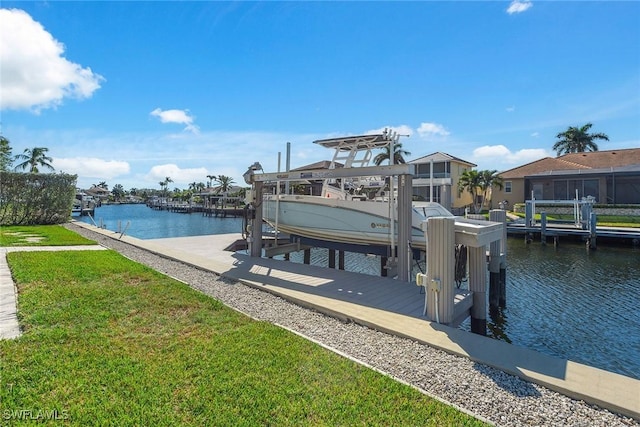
[409,152,476,167]
[499,148,640,179]
[292,160,343,171]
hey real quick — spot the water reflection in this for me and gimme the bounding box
[463,237,640,380]
[488,307,512,344]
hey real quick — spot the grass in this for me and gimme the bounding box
[0,225,96,246]
[1,248,486,426]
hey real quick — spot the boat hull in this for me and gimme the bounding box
[263,195,443,248]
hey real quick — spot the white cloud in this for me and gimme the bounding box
[417,122,450,138]
[53,157,130,179]
[506,1,533,15]
[146,164,210,185]
[472,144,549,170]
[0,8,104,112]
[150,108,200,134]
[506,106,515,112]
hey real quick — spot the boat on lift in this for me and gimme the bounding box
[253,131,456,250]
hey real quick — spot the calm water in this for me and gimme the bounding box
[80,204,640,379]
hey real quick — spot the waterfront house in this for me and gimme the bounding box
[408,152,477,213]
[492,148,640,208]
[85,185,111,203]
[289,160,344,196]
[286,154,477,214]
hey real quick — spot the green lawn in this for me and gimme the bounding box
[1,248,486,426]
[0,225,96,246]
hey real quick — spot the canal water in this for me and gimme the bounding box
[79,203,640,380]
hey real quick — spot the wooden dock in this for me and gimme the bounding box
[202,207,244,217]
[507,222,640,244]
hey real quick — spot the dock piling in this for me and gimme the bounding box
[426,217,455,324]
[469,245,487,335]
[489,210,507,310]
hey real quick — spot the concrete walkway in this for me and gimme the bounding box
[0,245,107,340]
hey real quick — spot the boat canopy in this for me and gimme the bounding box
[313,133,393,151]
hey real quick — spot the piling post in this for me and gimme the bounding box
[493,209,508,308]
[303,249,311,265]
[468,245,487,335]
[338,251,345,270]
[380,256,388,277]
[249,181,264,257]
[589,212,597,250]
[426,217,455,324]
[328,249,336,269]
[396,174,413,282]
[525,201,533,227]
[489,209,506,310]
[540,212,547,244]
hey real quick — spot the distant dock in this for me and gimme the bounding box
[507,221,640,246]
[506,198,640,248]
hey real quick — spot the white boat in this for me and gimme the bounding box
[259,132,456,250]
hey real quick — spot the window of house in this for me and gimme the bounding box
[505,181,512,193]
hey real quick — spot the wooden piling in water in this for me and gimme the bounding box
[589,212,597,250]
[489,210,507,310]
[328,249,336,269]
[338,250,345,270]
[468,245,487,335]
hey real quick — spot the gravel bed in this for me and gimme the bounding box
[65,223,639,427]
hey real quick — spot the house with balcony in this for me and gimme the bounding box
[492,148,640,208]
[285,153,477,213]
[408,152,477,213]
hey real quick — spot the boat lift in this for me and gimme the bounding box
[243,161,417,281]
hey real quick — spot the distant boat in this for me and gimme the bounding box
[72,192,97,216]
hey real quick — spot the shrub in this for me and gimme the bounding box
[0,172,77,225]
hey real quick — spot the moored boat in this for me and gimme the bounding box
[258,131,456,250]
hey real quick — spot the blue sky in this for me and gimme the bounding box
[1,1,639,190]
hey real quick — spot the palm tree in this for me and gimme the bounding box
[163,177,173,197]
[373,142,411,166]
[111,184,125,202]
[0,136,13,171]
[214,175,235,194]
[14,147,54,173]
[479,170,503,209]
[457,170,483,213]
[553,123,609,156]
[158,176,173,197]
[206,174,216,188]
